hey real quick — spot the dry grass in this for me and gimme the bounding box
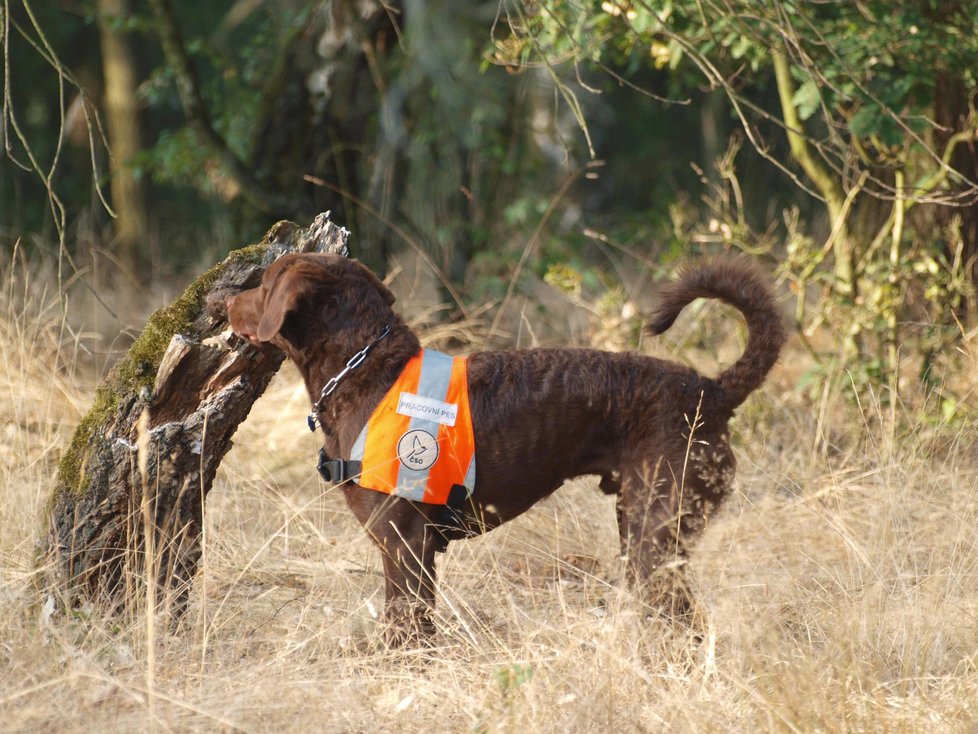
[2,255,978,733]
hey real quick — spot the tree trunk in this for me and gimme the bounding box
[97,0,150,271]
[217,0,400,270]
[45,213,348,613]
[771,46,853,290]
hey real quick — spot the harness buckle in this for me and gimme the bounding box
[317,448,361,484]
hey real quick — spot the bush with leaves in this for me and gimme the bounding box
[495,0,978,405]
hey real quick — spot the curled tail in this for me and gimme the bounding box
[647,257,786,410]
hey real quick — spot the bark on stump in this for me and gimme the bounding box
[45,213,348,611]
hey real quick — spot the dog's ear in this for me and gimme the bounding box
[256,265,305,342]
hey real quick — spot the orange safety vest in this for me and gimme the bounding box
[350,349,476,505]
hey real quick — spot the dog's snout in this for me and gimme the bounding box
[205,287,245,322]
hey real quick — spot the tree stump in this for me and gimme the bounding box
[45,213,348,612]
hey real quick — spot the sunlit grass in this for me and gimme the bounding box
[2,254,977,732]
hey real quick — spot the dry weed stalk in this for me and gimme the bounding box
[1,252,977,732]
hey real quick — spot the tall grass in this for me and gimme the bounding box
[1,253,977,732]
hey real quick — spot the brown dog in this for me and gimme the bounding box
[225,253,785,641]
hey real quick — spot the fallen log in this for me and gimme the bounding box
[45,213,348,611]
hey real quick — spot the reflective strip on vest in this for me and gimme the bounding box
[350,349,476,505]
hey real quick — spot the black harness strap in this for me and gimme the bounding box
[316,448,361,484]
[432,485,470,552]
[315,448,468,554]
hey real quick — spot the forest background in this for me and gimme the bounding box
[5,0,978,400]
[3,1,978,731]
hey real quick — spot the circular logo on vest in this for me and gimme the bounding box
[397,429,439,471]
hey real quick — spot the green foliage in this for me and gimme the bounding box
[6,0,978,419]
[500,0,978,408]
[135,128,210,188]
[501,1,978,162]
[138,2,289,184]
[495,662,534,692]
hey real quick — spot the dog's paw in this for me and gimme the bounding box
[204,288,238,321]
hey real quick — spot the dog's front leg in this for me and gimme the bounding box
[343,488,440,645]
[376,525,439,646]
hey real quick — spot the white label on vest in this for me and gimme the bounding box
[396,392,458,426]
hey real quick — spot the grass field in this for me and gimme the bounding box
[2,255,977,732]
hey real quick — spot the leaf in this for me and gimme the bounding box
[849,104,881,138]
[792,78,822,121]
[668,38,685,70]
[650,41,671,70]
[731,35,753,60]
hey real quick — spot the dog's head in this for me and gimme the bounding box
[227,253,396,354]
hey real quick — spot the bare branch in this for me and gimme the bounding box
[146,0,297,215]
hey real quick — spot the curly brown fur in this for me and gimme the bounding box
[647,257,786,410]
[227,253,785,642]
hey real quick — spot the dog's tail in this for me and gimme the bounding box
[647,257,786,411]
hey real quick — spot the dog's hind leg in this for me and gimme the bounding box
[615,463,705,629]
